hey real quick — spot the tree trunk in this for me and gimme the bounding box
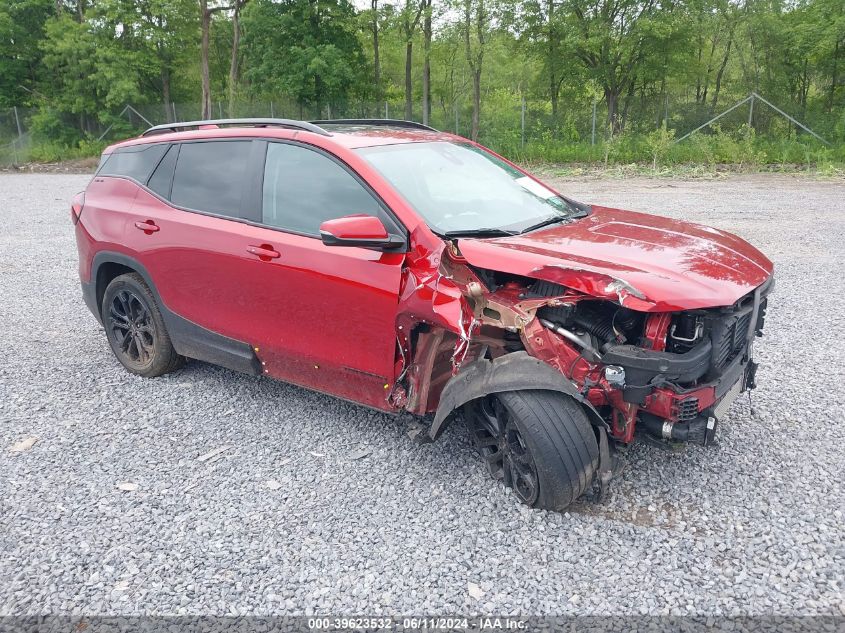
[471,68,481,141]
[404,41,413,120]
[200,0,212,119]
[422,0,431,125]
[695,36,703,102]
[620,77,636,132]
[463,0,483,141]
[829,39,839,113]
[548,0,558,117]
[656,75,666,128]
[701,36,717,104]
[372,0,381,105]
[799,58,809,133]
[228,0,244,117]
[711,35,732,111]
[473,0,483,141]
[401,0,424,121]
[162,67,172,122]
[605,88,620,134]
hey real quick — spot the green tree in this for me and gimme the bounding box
[461,0,491,140]
[557,0,689,132]
[0,0,54,107]
[95,0,197,118]
[38,15,136,134]
[399,0,425,120]
[241,0,368,111]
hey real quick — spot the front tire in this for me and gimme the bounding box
[464,390,599,511]
[102,273,185,377]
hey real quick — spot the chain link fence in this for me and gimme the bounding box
[1,93,839,167]
[0,107,32,167]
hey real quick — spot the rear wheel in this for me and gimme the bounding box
[464,390,599,511]
[102,273,184,377]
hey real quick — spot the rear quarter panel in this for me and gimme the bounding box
[76,176,141,282]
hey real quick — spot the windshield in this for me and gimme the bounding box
[356,141,583,236]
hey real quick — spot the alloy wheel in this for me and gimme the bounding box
[108,289,156,367]
[470,394,540,505]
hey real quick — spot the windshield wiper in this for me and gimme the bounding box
[520,215,570,234]
[442,228,519,238]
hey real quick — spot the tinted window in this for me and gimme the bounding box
[99,144,169,183]
[171,141,252,216]
[262,143,380,235]
[147,144,178,198]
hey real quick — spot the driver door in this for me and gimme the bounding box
[236,140,407,410]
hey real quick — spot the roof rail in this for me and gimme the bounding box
[141,118,331,137]
[310,118,438,132]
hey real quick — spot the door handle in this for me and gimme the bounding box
[246,244,280,260]
[134,220,160,233]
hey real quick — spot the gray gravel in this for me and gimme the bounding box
[1,173,843,616]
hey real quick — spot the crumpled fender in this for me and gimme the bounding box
[425,351,605,442]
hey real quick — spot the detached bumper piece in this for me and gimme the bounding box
[638,413,717,446]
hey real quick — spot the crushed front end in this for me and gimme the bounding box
[519,274,773,447]
[392,230,773,451]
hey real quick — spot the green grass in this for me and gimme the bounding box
[529,162,845,181]
[0,138,107,167]
[3,126,843,178]
[27,139,108,163]
[488,127,845,175]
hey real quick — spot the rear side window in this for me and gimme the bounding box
[170,141,252,217]
[99,144,169,183]
[262,143,381,236]
[147,145,178,198]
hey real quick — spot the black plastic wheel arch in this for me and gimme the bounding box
[427,351,605,442]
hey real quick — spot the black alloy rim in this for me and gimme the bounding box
[471,395,540,505]
[108,289,156,365]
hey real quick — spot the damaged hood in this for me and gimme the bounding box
[457,205,774,311]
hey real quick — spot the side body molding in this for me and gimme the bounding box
[426,351,605,442]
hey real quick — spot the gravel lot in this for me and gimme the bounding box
[1,173,843,617]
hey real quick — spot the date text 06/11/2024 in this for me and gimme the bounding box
[306,617,528,630]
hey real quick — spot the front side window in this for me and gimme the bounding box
[262,143,381,236]
[170,141,252,217]
[356,142,584,235]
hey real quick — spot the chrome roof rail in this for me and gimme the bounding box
[310,118,438,132]
[141,118,331,137]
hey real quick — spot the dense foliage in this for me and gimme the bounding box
[1,0,843,165]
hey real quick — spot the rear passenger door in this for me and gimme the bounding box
[128,139,266,353]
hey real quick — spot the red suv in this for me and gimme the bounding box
[73,118,773,511]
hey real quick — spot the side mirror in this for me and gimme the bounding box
[319,214,404,249]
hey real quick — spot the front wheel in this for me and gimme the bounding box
[102,273,185,377]
[464,390,599,511]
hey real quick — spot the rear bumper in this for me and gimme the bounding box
[81,280,101,324]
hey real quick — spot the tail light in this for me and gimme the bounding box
[71,192,85,225]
